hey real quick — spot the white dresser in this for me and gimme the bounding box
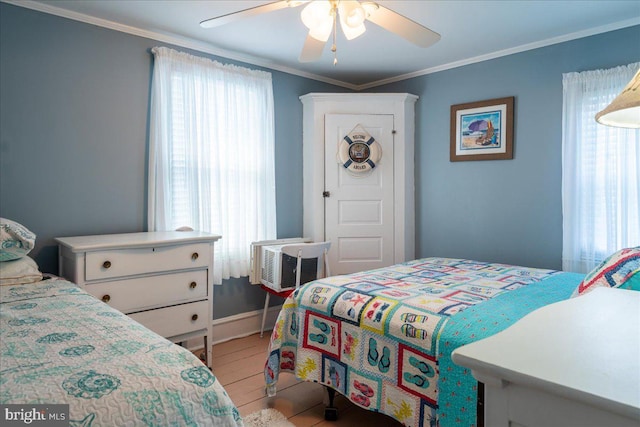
[55,231,221,368]
[452,287,640,427]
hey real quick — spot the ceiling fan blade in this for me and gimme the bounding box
[299,34,327,62]
[365,4,440,48]
[200,1,291,29]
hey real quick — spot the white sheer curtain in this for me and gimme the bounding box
[562,62,640,273]
[148,46,276,284]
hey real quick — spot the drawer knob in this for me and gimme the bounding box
[103,261,112,269]
[101,294,111,303]
[191,314,198,321]
[190,281,197,289]
[191,252,199,261]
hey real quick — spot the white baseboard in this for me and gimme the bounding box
[186,305,282,351]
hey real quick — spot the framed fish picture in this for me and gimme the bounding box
[450,97,514,161]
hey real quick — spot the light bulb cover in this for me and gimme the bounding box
[338,1,366,27]
[309,19,333,41]
[339,15,365,40]
[301,1,331,31]
[338,0,365,40]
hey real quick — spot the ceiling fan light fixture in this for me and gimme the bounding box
[309,19,334,41]
[301,1,330,31]
[338,1,366,27]
[301,1,335,41]
[339,18,365,40]
[360,1,379,18]
[338,0,366,40]
[201,0,440,65]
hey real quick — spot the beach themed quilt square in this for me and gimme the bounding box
[371,287,417,301]
[361,332,398,383]
[344,281,384,293]
[298,284,343,314]
[322,356,348,396]
[398,344,438,406]
[403,294,459,315]
[381,382,421,427]
[445,290,488,305]
[346,369,382,410]
[387,306,446,353]
[417,286,457,297]
[293,348,323,382]
[331,290,373,325]
[303,311,341,358]
[340,323,363,364]
[436,275,474,287]
[360,297,396,334]
[278,345,297,372]
[455,282,506,297]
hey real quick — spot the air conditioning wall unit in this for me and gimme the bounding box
[250,238,319,292]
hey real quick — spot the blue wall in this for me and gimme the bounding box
[1,3,639,318]
[376,25,640,270]
[0,3,345,318]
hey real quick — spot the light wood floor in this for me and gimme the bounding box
[209,333,404,426]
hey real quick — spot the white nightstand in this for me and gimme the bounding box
[452,287,640,427]
[55,231,221,368]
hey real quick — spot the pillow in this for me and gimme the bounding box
[619,270,640,291]
[0,218,36,261]
[0,255,43,285]
[572,247,640,297]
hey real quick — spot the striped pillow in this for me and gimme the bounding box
[572,247,640,297]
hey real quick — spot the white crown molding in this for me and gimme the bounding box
[4,0,639,91]
[2,0,359,90]
[357,17,640,90]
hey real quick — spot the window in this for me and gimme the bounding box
[149,47,276,284]
[562,63,640,273]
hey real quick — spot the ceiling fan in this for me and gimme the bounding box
[200,1,440,65]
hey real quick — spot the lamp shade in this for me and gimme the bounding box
[595,69,640,128]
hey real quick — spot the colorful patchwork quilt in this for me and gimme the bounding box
[264,258,583,427]
[0,278,242,427]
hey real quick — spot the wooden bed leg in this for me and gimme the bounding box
[324,386,338,421]
[477,382,485,427]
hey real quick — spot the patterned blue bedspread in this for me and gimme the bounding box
[437,271,583,425]
[0,278,242,427]
[264,257,583,427]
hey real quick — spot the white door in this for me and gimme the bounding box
[324,114,395,275]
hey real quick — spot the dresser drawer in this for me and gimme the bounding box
[85,242,210,280]
[86,270,207,313]
[129,301,209,339]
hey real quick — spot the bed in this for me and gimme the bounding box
[264,257,587,427]
[0,277,242,426]
[0,218,242,426]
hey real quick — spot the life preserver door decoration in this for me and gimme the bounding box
[337,125,382,175]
